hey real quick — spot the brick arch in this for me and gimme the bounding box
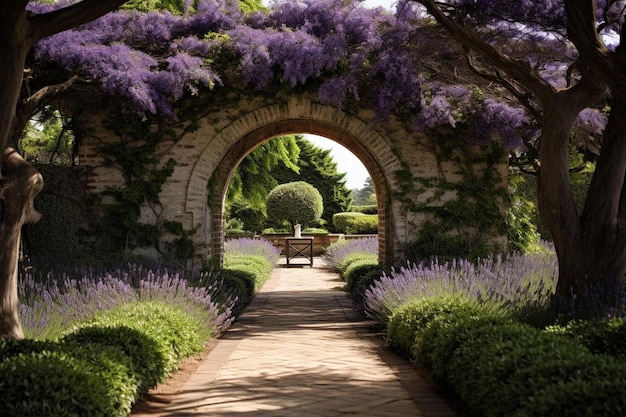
[183,98,401,265]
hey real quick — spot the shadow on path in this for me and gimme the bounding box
[133,261,458,417]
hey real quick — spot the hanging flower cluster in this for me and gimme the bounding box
[30,0,589,150]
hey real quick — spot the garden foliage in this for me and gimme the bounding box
[3,237,278,416]
[327,238,626,416]
[324,237,382,301]
[332,212,378,234]
[266,181,324,230]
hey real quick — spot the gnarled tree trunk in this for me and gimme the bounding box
[0,148,43,339]
[0,0,127,339]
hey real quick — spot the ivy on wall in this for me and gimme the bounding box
[393,127,510,261]
[80,108,197,264]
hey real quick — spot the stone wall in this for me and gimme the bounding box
[76,93,507,267]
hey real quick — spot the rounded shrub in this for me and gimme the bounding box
[62,324,167,396]
[60,302,204,396]
[63,342,138,416]
[266,181,323,229]
[352,267,385,301]
[333,212,364,233]
[221,268,256,305]
[347,215,378,234]
[501,346,616,417]
[519,355,626,417]
[342,260,380,294]
[386,301,426,358]
[338,252,378,274]
[0,338,59,361]
[225,255,272,283]
[414,306,508,382]
[0,350,115,417]
[547,317,626,357]
[446,323,561,414]
[0,338,138,416]
[386,295,494,360]
[332,212,377,234]
[224,267,257,295]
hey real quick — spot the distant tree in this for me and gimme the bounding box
[352,177,376,206]
[21,107,75,165]
[272,137,352,229]
[227,135,300,210]
[266,181,323,232]
[227,198,267,234]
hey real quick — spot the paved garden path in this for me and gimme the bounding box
[142,259,458,417]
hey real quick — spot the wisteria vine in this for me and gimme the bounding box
[27,0,605,150]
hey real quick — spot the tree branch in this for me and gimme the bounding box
[12,75,82,148]
[414,0,555,103]
[28,0,127,42]
[464,51,542,122]
[565,0,619,89]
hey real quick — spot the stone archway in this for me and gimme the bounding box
[180,97,401,265]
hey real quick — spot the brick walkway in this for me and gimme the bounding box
[145,260,458,417]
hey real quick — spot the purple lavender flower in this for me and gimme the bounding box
[363,251,557,326]
[19,266,235,339]
[225,237,281,265]
[324,237,378,270]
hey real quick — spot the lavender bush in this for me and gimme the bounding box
[18,267,234,340]
[18,238,281,340]
[224,237,281,265]
[363,251,558,327]
[324,237,378,270]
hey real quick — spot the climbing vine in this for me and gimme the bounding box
[393,125,510,261]
[82,108,199,261]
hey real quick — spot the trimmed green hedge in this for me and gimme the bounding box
[0,350,127,417]
[546,317,626,357]
[217,251,276,313]
[352,267,385,301]
[384,295,626,417]
[0,301,204,417]
[332,212,377,234]
[1,245,279,416]
[350,205,378,214]
[342,259,380,294]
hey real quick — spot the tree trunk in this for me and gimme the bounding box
[0,148,43,339]
[540,94,626,314]
[0,1,127,339]
[536,96,584,295]
[415,0,625,316]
